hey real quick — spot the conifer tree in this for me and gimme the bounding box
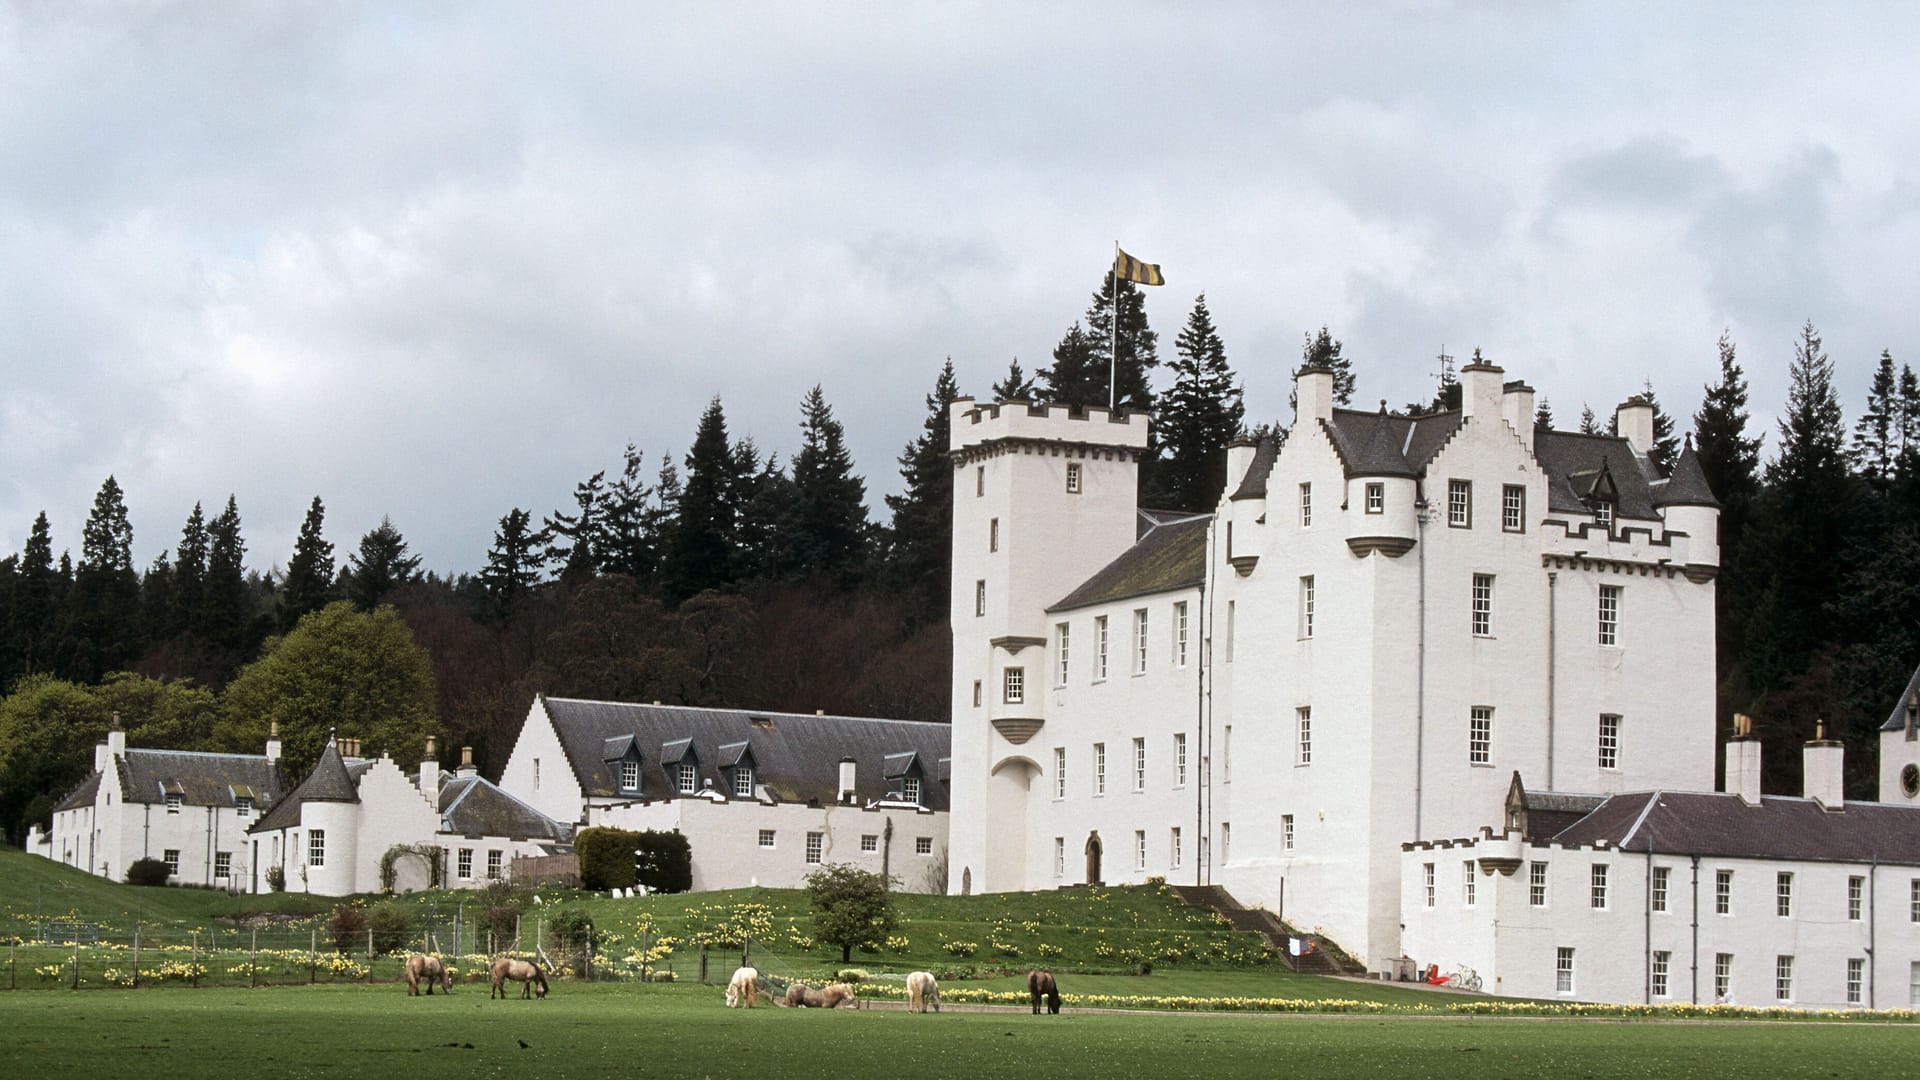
[1082,273,1158,412]
[664,398,739,604]
[344,516,423,610]
[1302,327,1356,405]
[1534,397,1555,432]
[280,497,337,631]
[1153,294,1246,511]
[1852,349,1900,486]
[1693,332,1763,549]
[645,454,681,578]
[481,508,543,620]
[792,385,870,581]
[544,470,606,580]
[1037,323,1104,410]
[1626,380,1680,474]
[170,503,209,640]
[886,360,962,627]
[68,476,140,681]
[201,496,251,659]
[991,358,1035,401]
[737,453,804,584]
[8,513,59,678]
[597,445,655,580]
[1899,364,1920,464]
[1579,403,1601,435]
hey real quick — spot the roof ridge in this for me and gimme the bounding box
[1617,791,1664,850]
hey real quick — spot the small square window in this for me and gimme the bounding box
[214,851,231,879]
[860,834,878,853]
[1066,462,1082,493]
[1448,479,1472,528]
[234,796,253,818]
[1004,667,1025,704]
[915,836,932,856]
[163,849,181,876]
[805,832,823,864]
[1502,484,1525,532]
[1365,482,1384,514]
[758,829,775,849]
[165,793,182,814]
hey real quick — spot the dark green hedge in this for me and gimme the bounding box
[576,827,692,893]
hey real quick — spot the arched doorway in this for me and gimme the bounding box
[961,866,972,896]
[1084,831,1103,885]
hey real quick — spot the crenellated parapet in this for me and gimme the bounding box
[949,397,1151,461]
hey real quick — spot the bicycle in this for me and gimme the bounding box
[1445,966,1483,992]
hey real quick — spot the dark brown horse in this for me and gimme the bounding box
[404,953,452,995]
[1027,970,1060,1014]
[490,957,548,1000]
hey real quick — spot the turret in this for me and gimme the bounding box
[1652,437,1721,575]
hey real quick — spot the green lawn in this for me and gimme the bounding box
[4,982,1917,1080]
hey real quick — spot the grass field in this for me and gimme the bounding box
[4,981,1918,1080]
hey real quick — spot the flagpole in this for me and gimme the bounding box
[1110,241,1120,413]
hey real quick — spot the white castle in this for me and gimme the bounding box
[947,355,1920,1007]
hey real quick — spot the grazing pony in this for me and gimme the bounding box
[782,981,856,1008]
[725,966,761,1008]
[489,957,549,1000]
[905,971,939,1013]
[1027,970,1061,1014]
[404,953,452,996]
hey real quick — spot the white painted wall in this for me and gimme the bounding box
[591,798,948,892]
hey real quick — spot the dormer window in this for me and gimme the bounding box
[620,760,640,792]
[1594,499,1614,530]
[165,793,182,814]
[733,765,754,798]
[902,776,921,805]
[677,762,697,794]
[235,796,253,818]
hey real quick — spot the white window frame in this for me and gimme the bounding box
[1503,483,1525,532]
[1053,837,1065,878]
[1004,666,1025,704]
[1777,871,1794,918]
[676,762,697,794]
[1132,737,1146,792]
[214,851,231,880]
[1652,865,1670,913]
[1299,576,1315,639]
[163,849,181,876]
[805,832,824,865]
[860,833,878,853]
[1910,877,1920,922]
[1849,875,1864,921]
[1221,822,1231,863]
[915,836,932,855]
[459,848,474,878]
[1469,706,1492,765]
[1472,573,1494,637]
[1170,826,1182,869]
[1174,601,1189,666]
[620,759,640,791]
[1095,616,1109,680]
[1134,830,1147,871]
[1448,478,1471,528]
[758,829,775,849]
[1365,482,1384,514]
[1530,861,1548,907]
[1132,608,1148,675]
[1424,862,1436,908]
[1065,462,1082,493]
[1463,860,1476,907]
[1173,732,1187,787]
[1282,815,1294,853]
[308,829,326,868]
[235,796,252,818]
[1599,714,1621,770]
[1591,863,1609,909]
[1053,747,1067,799]
[903,776,921,804]
[1652,951,1670,998]
[1595,498,1614,530]
[1776,955,1794,1002]
[1296,706,1312,766]
[1556,947,1575,994]
[734,765,754,798]
[1056,622,1070,685]
[1299,482,1312,527]
[1094,743,1106,795]
[1715,953,1733,1002]
[487,849,502,880]
[1848,957,1865,1005]
[165,793,182,814]
[1599,584,1621,646]
[1718,869,1733,915]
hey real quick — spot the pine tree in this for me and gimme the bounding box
[792,385,870,581]
[885,360,963,628]
[1037,323,1104,410]
[170,503,209,640]
[1302,327,1356,405]
[1694,333,1763,529]
[343,516,423,610]
[1851,349,1900,486]
[737,454,804,584]
[1153,294,1246,511]
[1632,380,1681,474]
[8,513,60,678]
[1579,404,1601,435]
[1081,272,1159,413]
[544,470,606,580]
[280,497,336,631]
[1534,397,1555,432]
[664,398,739,604]
[991,358,1035,401]
[69,476,140,681]
[201,496,251,658]
[1900,364,1920,462]
[480,508,543,620]
[597,445,655,580]
[645,453,682,580]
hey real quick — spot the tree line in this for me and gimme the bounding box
[0,268,1916,842]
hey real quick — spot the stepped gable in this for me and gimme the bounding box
[1400,409,1466,472]
[437,775,572,842]
[51,770,103,813]
[249,740,359,833]
[1227,434,1280,500]
[1047,513,1209,613]
[1881,659,1920,732]
[1323,407,1420,478]
[1650,440,1721,509]
[541,697,951,810]
[1531,430,1661,518]
[1550,790,1920,863]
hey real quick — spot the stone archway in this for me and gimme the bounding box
[1084,831,1103,885]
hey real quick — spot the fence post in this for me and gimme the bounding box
[454,903,462,961]
[133,928,141,989]
[640,927,650,983]
[743,935,751,969]
[310,928,317,984]
[586,926,593,980]
[250,927,258,989]
[698,943,708,985]
[192,931,200,988]
[9,940,14,991]
[71,938,79,990]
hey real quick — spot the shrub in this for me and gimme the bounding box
[547,907,594,969]
[576,827,641,891]
[265,865,286,892]
[126,858,170,887]
[635,829,692,893]
[328,903,369,952]
[366,901,413,955]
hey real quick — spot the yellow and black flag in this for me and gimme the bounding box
[1113,248,1165,287]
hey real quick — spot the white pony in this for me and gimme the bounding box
[725,966,760,1008]
[906,971,939,1013]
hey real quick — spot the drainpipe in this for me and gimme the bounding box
[1414,498,1431,839]
[1689,855,1700,1003]
[1195,571,1207,889]
[1546,571,1558,790]
[1869,855,1878,1009]
[1643,832,1654,1004]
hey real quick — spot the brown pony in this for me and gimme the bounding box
[905,970,939,1013]
[1027,970,1061,1014]
[782,981,855,1008]
[404,953,452,995]
[489,957,549,1000]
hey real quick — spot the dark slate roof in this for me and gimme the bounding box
[438,775,573,842]
[1550,790,1920,865]
[1531,430,1662,518]
[1881,661,1920,733]
[541,697,952,810]
[1650,441,1720,509]
[1048,513,1209,612]
[113,748,284,809]
[249,741,361,833]
[1228,435,1280,500]
[1512,787,1608,842]
[52,770,103,814]
[1322,410,1419,479]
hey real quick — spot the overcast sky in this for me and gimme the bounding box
[4,3,1917,576]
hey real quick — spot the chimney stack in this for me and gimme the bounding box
[1615,397,1655,456]
[838,757,858,804]
[265,720,281,764]
[1804,720,1845,810]
[1501,380,1537,454]
[458,746,478,778]
[419,736,440,799]
[1293,363,1335,425]
[106,713,126,764]
[1726,715,1763,805]
[1458,356,1504,420]
[1225,436,1258,493]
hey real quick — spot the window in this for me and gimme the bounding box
[1502,484,1525,532]
[1224,601,1234,662]
[1598,714,1621,770]
[1056,623,1070,685]
[989,518,999,552]
[976,465,984,496]
[1095,616,1110,679]
[734,766,754,798]
[758,829,775,849]
[1717,869,1733,915]
[1595,499,1614,530]
[1365,482,1384,514]
[677,762,697,794]
[1424,863,1436,908]
[1652,951,1671,998]
[1094,743,1106,795]
[1054,837,1065,878]
[165,793,182,814]
[1221,822,1230,862]
[975,580,986,618]
[1591,863,1609,909]
[1849,876,1864,921]
[1598,584,1621,646]
[1223,725,1232,783]
[487,850,502,880]
[1004,667,1025,704]
[1652,866,1670,912]
[1134,830,1147,871]
[1132,608,1148,674]
[972,680,982,708]
[1469,706,1493,765]
[234,796,253,818]
[1910,878,1919,922]
[1463,861,1477,907]
[1170,827,1182,869]
[1282,815,1294,852]
[1776,955,1794,1002]
[1448,479,1472,527]
[1715,954,1733,1002]
[534,758,541,790]
[1848,958,1865,1005]
[619,760,640,791]
[860,834,878,853]
[1054,747,1067,799]
[1299,576,1316,638]
[805,832,823,864]
[1132,738,1146,791]
[163,849,181,876]
[1066,462,1082,493]
[903,776,921,804]
[915,836,932,856]
[1174,602,1189,666]
[1556,947,1575,994]
[1471,574,1494,636]
[1299,482,1312,527]
[214,851,231,879]
[1777,872,1794,917]
[1174,733,1187,787]
[458,848,473,878]
[1912,962,1920,1007]
[308,829,326,868]
[1296,707,1312,766]
[1530,862,1549,907]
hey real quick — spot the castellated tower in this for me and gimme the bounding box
[945,398,1150,895]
